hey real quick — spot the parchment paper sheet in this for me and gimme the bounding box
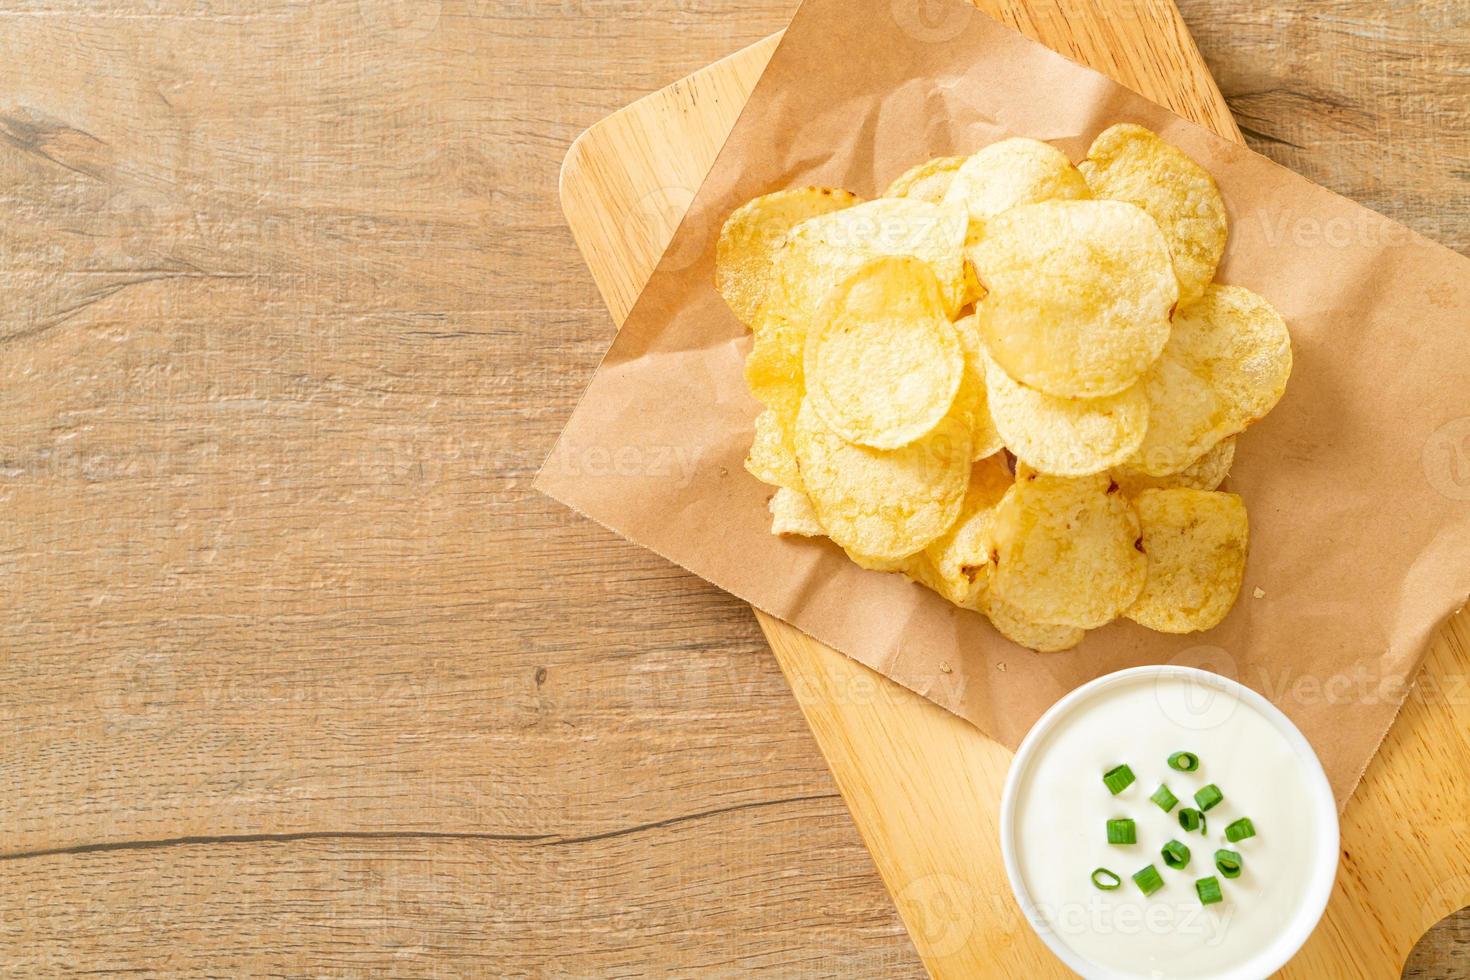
[537,0,1470,804]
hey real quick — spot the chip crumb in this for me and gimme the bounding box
[1253,587,1266,599]
[939,661,953,674]
[997,662,1007,672]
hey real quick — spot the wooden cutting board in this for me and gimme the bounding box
[559,3,1470,974]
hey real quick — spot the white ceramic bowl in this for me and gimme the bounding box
[999,665,1339,980]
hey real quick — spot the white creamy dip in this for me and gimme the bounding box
[1003,668,1337,980]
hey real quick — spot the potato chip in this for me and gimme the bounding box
[952,315,1006,460]
[983,595,1086,653]
[972,200,1177,398]
[982,348,1148,476]
[1125,285,1291,475]
[1125,488,1249,633]
[885,155,966,204]
[904,454,1013,607]
[745,198,969,413]
[989,471,1146,628]
[942,137,1090,241]
[769,487,826,537]
[715,187,861,328]
[795,399,972,562]
[746,408,804,492]
[1079,123,1227,307]
[776,197,969,321]
[1177,285,1292,426]
[961,259,985,308]
[743,297,805,420]
[1113,436,1235,496]
[806,256,963,449]
[735,134,1279,644]
[845,549,910,573]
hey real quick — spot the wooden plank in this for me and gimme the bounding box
[0,1,922,974]
[558,2,1470,975]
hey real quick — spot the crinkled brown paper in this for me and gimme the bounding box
[537,0,1470,805]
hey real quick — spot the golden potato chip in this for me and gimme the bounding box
[1118,349,1223,477]
[744,198,969,413]
[769,487,826,537]
[1125,285,1291,476]
[885,155,966,204]
[776,197,969,321]
[716,187,860,328]
[1113,436,1235,496]
[989,471,1146,628]
[983,595,1086,653]
[1125,488,1248,633]
[795,399,972,562]
[952,315,1006,460]
[972,200,1177,398]
[961,258,985,308]
[1079,123,1227,307]
[942,137,1090,241]
[743,297,805,420]
[1177,285,1292,426]
[845,549,910,572]
[982,348,1148,476]
[806,256,963,449]
[904,454,1013,607]
[746,408,804,492]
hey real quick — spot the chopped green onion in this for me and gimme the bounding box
[1225,817,1256,843]
[1107,818,1137,845]
[1178,808,1206,834]
[1196,876,1223,905]
[1168,751,1199,772]
[1194,784,1224,811]
[1132,864,1164,896]
[1215,849,1243,879]
[1091,868,1121,891]
[1162,839,1191,870]
[1103,764,1136,795]
[1151,784,1178,813]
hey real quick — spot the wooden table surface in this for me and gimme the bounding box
[1,1,1464,975]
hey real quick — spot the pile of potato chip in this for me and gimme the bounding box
[716,124,1290,652]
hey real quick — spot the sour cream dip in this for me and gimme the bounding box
[1000,666,1338,980]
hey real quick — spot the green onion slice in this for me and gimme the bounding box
[1150,784,1178,813]
[1103,764,1136,795]
[1225,817,1256,843]
[1132,864,1164,896]
[1092,868,1122,891]
[1194,784,1224,811]
[1215,849,1243,879]
[1196,875,1223,905]
[1168,751,1199,772]
[1107,818,1137,845]
[1162,839,1191,870]
[1178,807,1206,834]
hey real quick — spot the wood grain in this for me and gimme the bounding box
[560,1,1470,977]
[1,0,1465,975]
[0,1,916,975]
